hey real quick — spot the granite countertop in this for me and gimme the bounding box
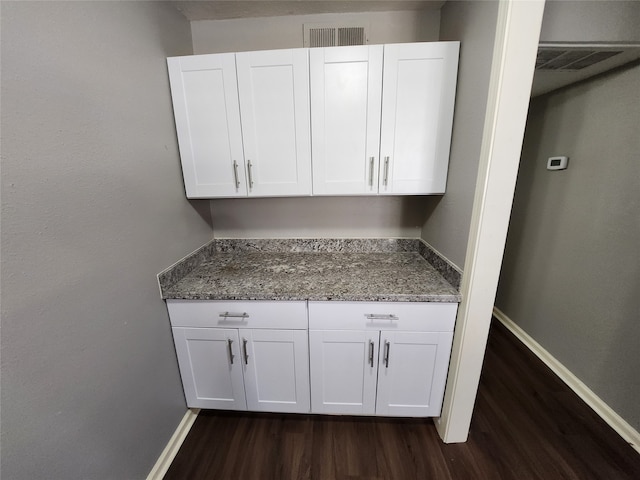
[158,239,462,303]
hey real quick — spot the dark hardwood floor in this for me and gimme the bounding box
[165,320,640,479]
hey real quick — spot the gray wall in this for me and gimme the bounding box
[192,10,441,54]
[496,63,640,430]
[192,10,441,239]
[0,2,213,479]
[420,0,500,267]
[540,0,640,43]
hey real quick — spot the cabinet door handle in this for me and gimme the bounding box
[242,338,249,365]
[227,339,235,365]
[365,314,398,321]
[383,341,390,368]
[219,312,249,319]
[368,340,375,367]
[369,157,375,187]
[232,160,240,189]
[247,160,254,189]
[383,157,390,186]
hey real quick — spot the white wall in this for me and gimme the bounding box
[540,0,640,43]
[420,0,500,267]
[0,2,213,478]
[496,63,640,431]
[192,9,441,239]
[192,10,440,53]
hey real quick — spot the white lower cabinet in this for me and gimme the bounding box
[309,330,379,415]
[172,327,247,410]
[167,299,457,418]
[308,301,457,417]
[375,331,454,417]
[168,300,310,413]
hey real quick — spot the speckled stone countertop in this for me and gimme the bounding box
[158,239,461,303]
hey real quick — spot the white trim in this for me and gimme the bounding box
[434,0,545,443]
[146,408,200,480]
[493,307,640,455]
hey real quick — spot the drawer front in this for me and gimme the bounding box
[308,301,457,332]
[167,300,308,329]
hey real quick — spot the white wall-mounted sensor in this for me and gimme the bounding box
[547,156,568,170]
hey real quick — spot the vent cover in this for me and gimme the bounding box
[309,28,336,48]
[536,48,623,71]
[304,23,368,47]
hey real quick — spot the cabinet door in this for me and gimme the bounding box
[379,42,459,195]
[240,329,310,413]
[309,330,379,415]
[236,49,312,197]
[172,327,247,410]
[167,54,247,198]
[376,331,454,417]
[310,45,383,195]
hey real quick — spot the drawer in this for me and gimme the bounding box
[308,301,457,332]
[167,300,308,329]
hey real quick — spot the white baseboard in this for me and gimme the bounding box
[493,307,640,454]
[147,408,200,480]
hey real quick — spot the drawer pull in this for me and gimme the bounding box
[242,338,249,365]
[369,157,375,187]
[232,160,240,189]
[368,340,375,367]
[383,156,390,186]
[247,160,254,189]
[219,312,249,319]
[365,314,398,321]
[383,341,390,368]
[227,339,235,365]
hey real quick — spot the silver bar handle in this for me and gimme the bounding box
[383,341,390,368]
[247,160,254,189]
[219,312,249,318]
[242,338,249,365]
[232,160,240,189]
[369,157,374,187]
[365,314,398,321]
[383,157,390,186]
[368,341,374,367]
[227,339,234,365]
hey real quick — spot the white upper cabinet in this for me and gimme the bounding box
[167,53,246,198]
[167,49,311,198]
[236,49,312,197]
[168,42,459,198]
[310,45,383,195]
[379,42,460,195]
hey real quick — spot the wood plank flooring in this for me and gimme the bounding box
[165,320,640,479]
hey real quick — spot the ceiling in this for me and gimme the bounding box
[173,1,445,21]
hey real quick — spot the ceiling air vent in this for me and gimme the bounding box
[536,48,623,71]
[304,23,368,48]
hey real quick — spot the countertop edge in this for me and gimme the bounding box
[163,294,463,303]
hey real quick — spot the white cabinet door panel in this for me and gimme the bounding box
[309,330,378,415]
[380,42,459,195]
[310,46,383,195]
[376,331,453,417]
[241,329,310,413]
[236,49,311,197]
[167,54,246,198]
[172,327,247,410]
